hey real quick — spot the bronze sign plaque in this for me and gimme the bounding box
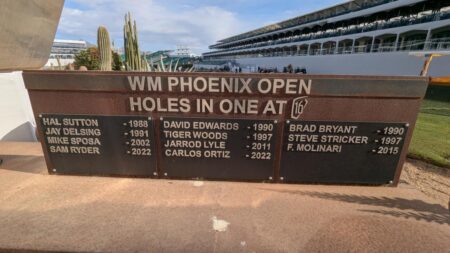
[160,117,277,180]
[23,71,429,185]
[281,121,408,184]
[39,114,157,176]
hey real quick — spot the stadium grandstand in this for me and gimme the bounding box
[201,0,450,76]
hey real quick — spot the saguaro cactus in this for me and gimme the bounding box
[97,26,112,71]
[122,12,191,72]
[123,12,142,71]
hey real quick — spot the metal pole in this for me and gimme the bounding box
[351,39,356,53]
[420,54,434,77]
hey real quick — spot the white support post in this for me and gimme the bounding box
[424,29,432,50]
[399,37,405,51]
[394,34,400,51]
[370,36,376,52]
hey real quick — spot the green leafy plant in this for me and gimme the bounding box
[74,47,100,70]
[112,51,123,71]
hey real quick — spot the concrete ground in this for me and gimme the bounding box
[0,142,449,253]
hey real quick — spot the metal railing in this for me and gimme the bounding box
[204,38,450,60]
[205,11,450,57]
[212,0,397,48]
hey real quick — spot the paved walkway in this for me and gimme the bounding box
[0,142,449,253]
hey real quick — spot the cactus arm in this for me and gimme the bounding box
[133,21,141,71]
[185,66,194,72]
[174,59,179,72]
[149,58,153,71]
[168,59,173,72]
[160,55,166,72]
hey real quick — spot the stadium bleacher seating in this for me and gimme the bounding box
[206,10,450,57]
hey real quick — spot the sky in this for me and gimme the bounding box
[56,0,347,55]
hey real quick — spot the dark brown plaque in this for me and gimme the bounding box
[23,71,429,185]
[160,117,278,181]
[280,121,408,184]
[39,114,156,176]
